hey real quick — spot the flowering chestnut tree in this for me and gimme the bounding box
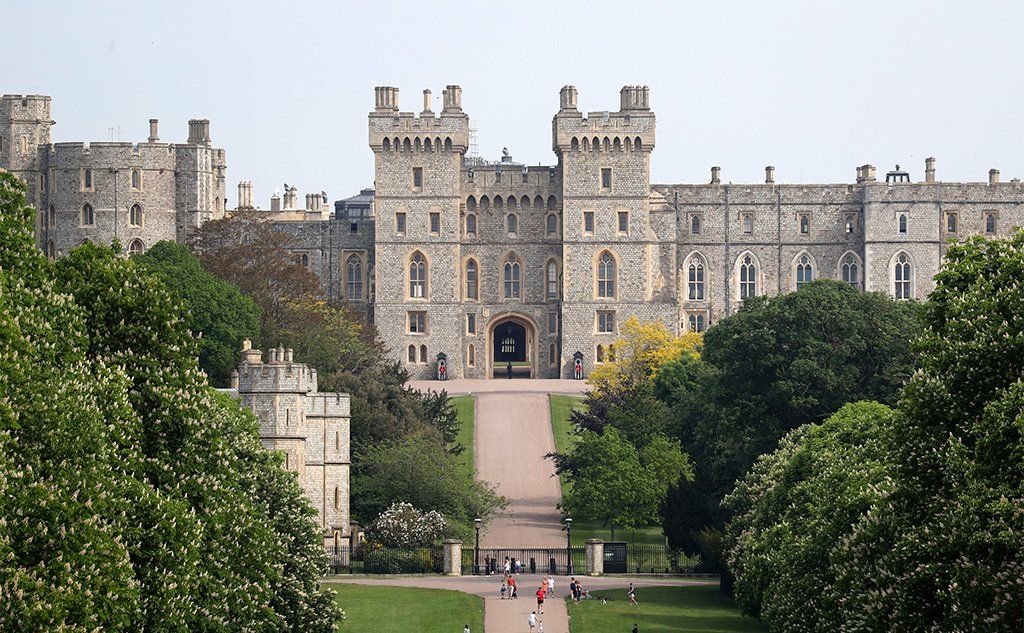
[365,502,448,548]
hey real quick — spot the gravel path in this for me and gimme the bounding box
[409,378,589,396]
[475,392,565,548]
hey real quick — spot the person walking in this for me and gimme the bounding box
[500,577,507,600]
[628,582,638,606]
[536,585,546,614]
[546,575,554,597]
[508,575,517,599]
[632,624,638,633]
[528,611,537,631]
[506,360,513,379]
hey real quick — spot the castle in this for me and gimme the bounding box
[6,86,1024,380]
[229,341,351,545]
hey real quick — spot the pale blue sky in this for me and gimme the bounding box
[4,0,1023,203]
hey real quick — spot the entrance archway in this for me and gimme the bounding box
[487,313,537,379]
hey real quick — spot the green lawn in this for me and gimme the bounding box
[567,586,766,633]
[453,395,475,480]
[331,584,483,632]
[550,395,666,545]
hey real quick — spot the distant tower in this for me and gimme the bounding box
[232,340,351,544]
[0,94,54,239]
[368,85,470,379]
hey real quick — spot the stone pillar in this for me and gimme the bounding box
[989,168,1000,185]
[442,539,463,576]
[585,539,604,576]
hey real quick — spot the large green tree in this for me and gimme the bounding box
[135,240,260,386]
[0,173,340,630]
[665,279,920,551]
[723,401,897,631]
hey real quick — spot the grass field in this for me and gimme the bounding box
[549,394,666,546]
[330,584,483,633]
[452,395,475,480]
[567,586,766,633]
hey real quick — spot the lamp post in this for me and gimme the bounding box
[474,518,482,576]
[564,516,573,575]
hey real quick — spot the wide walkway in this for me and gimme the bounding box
[329,575,715,633]
[475,392,565,547]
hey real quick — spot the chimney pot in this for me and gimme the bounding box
[925,157,936,183]
[989,168,1000,184]
[148,119,159,143]
[710,166,721,185]
[765,165,775,185]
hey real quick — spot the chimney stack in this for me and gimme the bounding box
[710,166,721,185]
[765,165,775,185]
[188,119,211,145]
[422,89,432,114]
[148,119,159,143]
[989,168,1000,185]
[442,85,462,112]
[374,86,399,112]
[559,85,578,111]
[925,157,936,183]
[270,192,281,212]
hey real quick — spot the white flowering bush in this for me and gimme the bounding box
[0,173,340,630]
[365,502,447,548]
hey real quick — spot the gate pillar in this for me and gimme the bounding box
[585,539,604,576]
[443,539,462,576]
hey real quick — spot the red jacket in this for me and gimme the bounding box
[536,589,546,601]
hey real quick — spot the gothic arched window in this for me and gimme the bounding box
[81,203,94,227]
[127,239,144,256]
[419,344,428,363]
[795,254,814,289]
[739,254,758,299]
[687,256,705,301]
[546,213,557,235]
[507,213,518,236]
[840,253,860,289]
[468,344,475,367]
[465,213,477,235]
[129,203,143,227]
[596,251,616,299]
[408,344,416,363]
[503,254,521,299]
[466,259,479,300]
[131,169,141,190]
[409,251,427,298]
[898,213,908,234]
[894,253,912,300]
[346,255,363,300]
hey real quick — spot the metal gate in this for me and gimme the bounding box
[462,546,585,576]
[603,541,627,573]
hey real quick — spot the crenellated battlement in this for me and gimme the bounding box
[1,94,52,121]
[235,341,319,395]
[553,85,655,154]
[369,85,469,153]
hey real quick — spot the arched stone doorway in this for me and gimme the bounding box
[487,313,537,379]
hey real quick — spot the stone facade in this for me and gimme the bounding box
[230,341,351,542]
[8,88,1024,382]
[0,94,227,257]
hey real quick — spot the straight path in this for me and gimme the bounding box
[475,392,565,547]
[409,377,589,397]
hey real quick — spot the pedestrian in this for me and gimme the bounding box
[500,577,507,600]
[536,585,546,614]
[528,611,537,631]
[628,582,638,606]
[504,557,511,576]
[547,575,554,597]
[464,625,471,633]
[508,575,517,599]
[506,360,513,379]
[515,558,522,574]
[484,555,491,576]
[632,624,638,633]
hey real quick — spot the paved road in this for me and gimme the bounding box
[475,392,565,548]
[329,575,715,633]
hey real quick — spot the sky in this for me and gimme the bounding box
[4,0,1024,205]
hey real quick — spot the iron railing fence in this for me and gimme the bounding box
[462,546,586,576]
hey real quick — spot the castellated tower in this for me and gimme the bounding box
[233,341,351,543]
[370,85,470,379]
[0,95,54,237]
[553,86,677,376]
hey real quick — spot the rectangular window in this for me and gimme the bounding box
[687,313,706,333]
[742,213,753,234]
[617,211,629,234]
[395,212,406,235]
[350,222,358,234]
[466,313,476,335]
[583,211,594,235]
[946,213,958,234]
[690,214,701,235]
[82,169,93,191]
[429,212,440,234]
[522,171,529,183]
[548,312,558,334]
[845,214,856,234]
[601,168,612,190]
[412,167,423,189]
[408,311,427,334]
[597,310,616,333]
[798,213,810,235]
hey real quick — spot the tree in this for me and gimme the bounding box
[135,240,260,386]
[587,316,701,397]
[830,234,1024,631]
[559,427,692,538]
[0,173,339,632]
[665,279,920,547]
[352,437,505,541]
[365,502,448,548]
[723,401,897,631]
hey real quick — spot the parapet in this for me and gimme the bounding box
[0,94,52,121]
[552,85,656,154]
[369,85,469,153]
[235,342,319,394]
